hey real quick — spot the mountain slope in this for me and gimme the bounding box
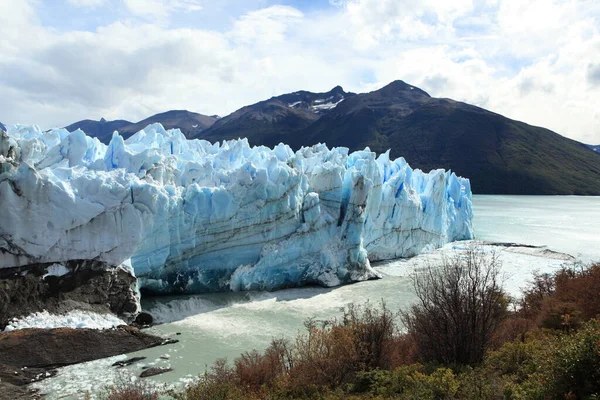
[291,81,600,194]
[588,144,600,153]
[117,110,217,140]
[197,86,355,147]
[0,121,5,131]
[65,118,132,144]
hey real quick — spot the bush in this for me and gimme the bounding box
[179,302,401,398]
[352,364,460,399]
[100,376,159,400]
[485,319,600,400]
[402,246,508,365]
[520,263,600,331]
[287,302,399,389]
[176,358,247,400]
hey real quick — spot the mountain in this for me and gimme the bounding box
[65,118,132,144]
[0,121,5,131]
[588,144,600,153]
[66,110,217,144]
[117,110,217,140]
[195,80,600,195]
[198,86,355,148]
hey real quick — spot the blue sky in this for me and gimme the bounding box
[1,0,599,144]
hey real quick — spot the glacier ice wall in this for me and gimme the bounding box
[0,124,473,293]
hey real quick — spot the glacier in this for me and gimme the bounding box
[0,124,473,294]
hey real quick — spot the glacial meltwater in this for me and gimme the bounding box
[34,195,600,399]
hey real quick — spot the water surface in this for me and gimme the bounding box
[472,195,600,262]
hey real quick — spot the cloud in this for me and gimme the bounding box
[0,0,599,145]
[67,0,107,7]
[422,74,449,94]
[123,0,203,20]
[588,63,600,86]
[229,5,303,45]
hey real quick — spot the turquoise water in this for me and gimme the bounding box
[35,195,600,398]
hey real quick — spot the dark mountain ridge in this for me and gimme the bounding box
[65,118,132,144]
[117,110,216,139]
[199,86,355,148]
[66,110,216,143]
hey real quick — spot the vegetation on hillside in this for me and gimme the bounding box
[102,250,600,400]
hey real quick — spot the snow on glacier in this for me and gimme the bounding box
[0,123,474,294]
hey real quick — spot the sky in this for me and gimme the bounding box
[1,0,599,144]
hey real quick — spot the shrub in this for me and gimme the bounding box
[180,302,401,398]
[101,376,159,400]
[401,246,508,365]
[353,364,460,399]
[177,358,246,400]
[520,263,600,330]
[289,302,398,389]
[485,319,600,400]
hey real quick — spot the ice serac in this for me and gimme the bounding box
[0,123,474,294]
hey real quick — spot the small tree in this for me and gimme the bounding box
[402,245,507,365]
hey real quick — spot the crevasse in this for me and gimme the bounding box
[0,123,473,293]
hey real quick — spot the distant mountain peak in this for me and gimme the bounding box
[379,80,431,97]
[100,117,107,123]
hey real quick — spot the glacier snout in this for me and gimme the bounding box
[0,124,474,294]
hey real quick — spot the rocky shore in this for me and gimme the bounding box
[0,260,139,330]
[0,259,161,398]
[0,325,173,399]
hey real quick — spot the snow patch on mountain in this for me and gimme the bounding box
[311,97,344,111]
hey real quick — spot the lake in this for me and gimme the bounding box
[34,195,600,398]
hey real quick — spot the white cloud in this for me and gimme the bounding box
[230,6,303,45]
[123,0,203,19]
[0,0,599,145]
[67,0,107,7]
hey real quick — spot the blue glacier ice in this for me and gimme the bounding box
[0,124,473,293]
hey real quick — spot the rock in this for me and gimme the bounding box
[134,312,153,327]
[0,326,164,368]
[0,364,54,400]
[139,367,173,378]
[112,356,146,368]
[0,260,139,330]
[160,338,179,346]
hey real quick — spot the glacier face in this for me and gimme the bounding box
[0,124,473,294]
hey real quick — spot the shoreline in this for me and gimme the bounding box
[0,325,177,399]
